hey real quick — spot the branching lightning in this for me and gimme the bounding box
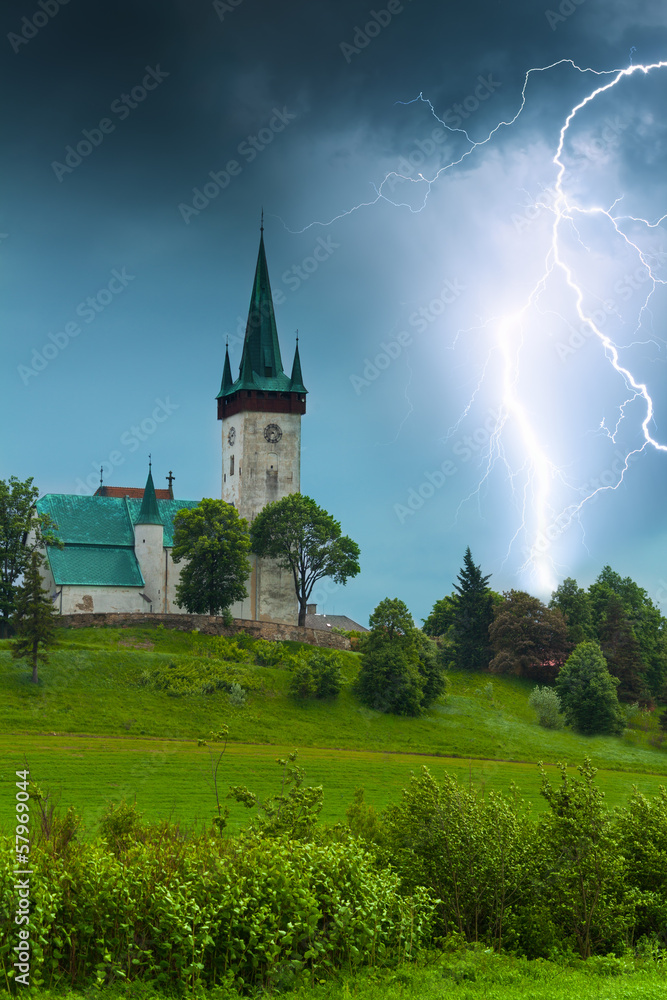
[290,57,667,593]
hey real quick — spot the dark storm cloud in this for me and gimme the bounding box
[2,0,666,622]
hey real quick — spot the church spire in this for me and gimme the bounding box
[136,463,162,525]
[238,225,284,383]
[290,334,306,393]
[219,341,233,394]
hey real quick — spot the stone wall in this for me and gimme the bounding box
[57,612,351,650]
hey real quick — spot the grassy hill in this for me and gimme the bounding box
[1,625,666,835]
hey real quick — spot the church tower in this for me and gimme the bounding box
[217,223,307,623]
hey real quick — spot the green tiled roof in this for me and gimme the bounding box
[48,546,145,587]
[36,494,201,587]
[37,494,135,545]
[217,231,307,398]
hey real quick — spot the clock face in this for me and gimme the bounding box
[264,422,282,444]
[227,426,236,446]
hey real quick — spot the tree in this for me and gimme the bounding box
[489,591,571,682]
[451,547,494,670]
[171,499,251,616]
[422,593,456,637]
[356,598,424,715]
[413,629,449,706]
[249,494,360,627]
[555,641,626,735]
[11,551,60,683]
[0,476,59,636]
[598,592,646,702]
[549,577,594,644]
[588,567,667,698]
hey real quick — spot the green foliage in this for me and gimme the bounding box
[0,475,61,635]
[379,766,532,950]
[357,600,446,716]
[422,593,456,637]
[287,651,344,701]
[10,550,61,683]
[138,656,260,697]
[489,590,571,682]
[193,635,248,662]
[98,798,149,855]
[536,759,632,957]
[0,820,436,993]
[599,592,648,702]
[549,577,595,644]
[228,682,246,707]
[556,642,626,735]
[171,498,251,616]
[451,547,495,670]
[228,750,325,840]
[249,493,360,626]
[253,638,287,666]
[346,787,381,843]
[528,685,563,729]
[589,566,667,699]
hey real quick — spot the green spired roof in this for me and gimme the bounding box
[36,494,200,587]
[136,468,162,525]
[290,339,306,393]
[217,228,307,398]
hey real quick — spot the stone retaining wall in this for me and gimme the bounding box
[58,612,350,650]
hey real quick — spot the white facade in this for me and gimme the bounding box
[222,410,302,625]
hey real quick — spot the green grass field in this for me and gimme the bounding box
[0,625,666,837]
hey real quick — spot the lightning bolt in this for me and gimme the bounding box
[288,57,667,594]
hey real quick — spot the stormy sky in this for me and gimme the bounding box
[2,0,666,626]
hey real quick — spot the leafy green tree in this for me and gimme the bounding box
[413,629,449,706]
[250,494,360,627]
[489,591,571,682]
[451,547,495,670]
[356,599,423,715]
[0,476,59,636]
[172,499,251,616]
[422,593,456,637]
[555,641,625,735]
[549,577,594,644]
[537,760,631,957]
[10,550,60,683]
[598,592,646,702]
[357,599,446,715]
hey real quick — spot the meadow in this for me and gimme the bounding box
[0,625,665,837]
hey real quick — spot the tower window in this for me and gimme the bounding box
[230,456,235,476]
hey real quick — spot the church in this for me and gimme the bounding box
[36,226,307,625]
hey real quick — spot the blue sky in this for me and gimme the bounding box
[2,0,667,626]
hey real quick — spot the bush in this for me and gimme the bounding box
[288,651,343,700]
[138,657,260,697]
[228,682,246,707]
[253,639,286,666]
[529,685,563,728]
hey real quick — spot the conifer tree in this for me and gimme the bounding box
[598,592,646,702]
[452,547,494,670]
[11,551,60,684]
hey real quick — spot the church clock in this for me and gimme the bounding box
[263,423,282,444]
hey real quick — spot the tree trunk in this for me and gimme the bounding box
[31,641,39,684]
[298,602,307,627]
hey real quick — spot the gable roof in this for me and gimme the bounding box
[36,494,200,587]
[305,613,369,633]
